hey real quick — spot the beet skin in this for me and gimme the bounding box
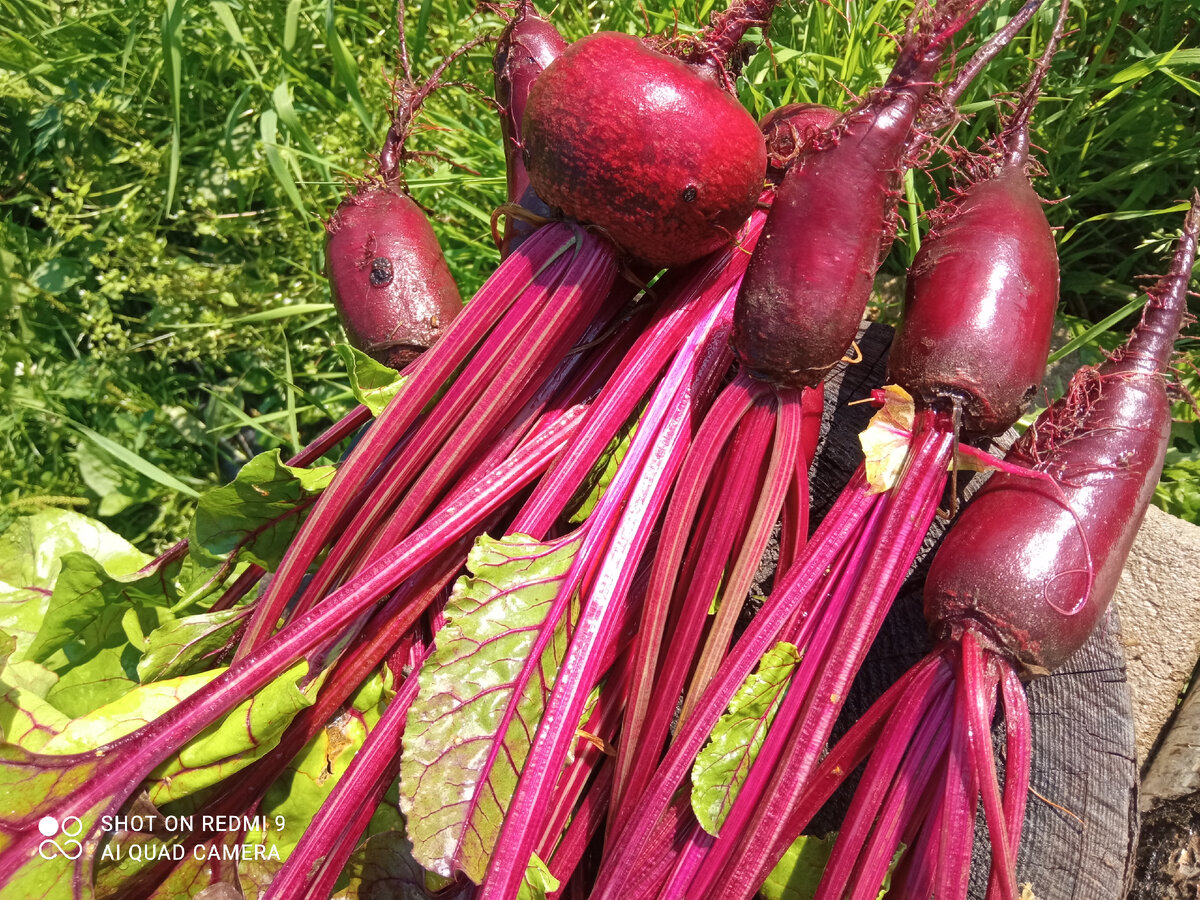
[325,186,463,371]
[522,32,767,268]
[732,25,959,389]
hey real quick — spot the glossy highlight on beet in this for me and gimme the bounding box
[522,31,767,267]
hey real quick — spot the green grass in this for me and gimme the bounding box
[1,0,1198,547]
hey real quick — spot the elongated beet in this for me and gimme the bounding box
[889,168,1058,436]
[732,0,987,388]
[522,28,768,266]
[326,187,463,370]
[927,193,1199,673]
[888,0,1060,438]
[493,3,568,258]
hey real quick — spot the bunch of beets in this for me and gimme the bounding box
[2,1,1196,898]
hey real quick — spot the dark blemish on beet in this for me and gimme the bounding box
[369,257,394,287]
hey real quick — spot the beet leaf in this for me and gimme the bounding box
[400,532,583,881]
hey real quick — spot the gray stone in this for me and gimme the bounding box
[1113,504,1200,770]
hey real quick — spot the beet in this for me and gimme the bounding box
[493,4,568,258]
[888,169,1059,437]
[522,31,767,267]
[325,186,463,371]
[887,0,1062,440]
[732,0,987,389]
[925,196,1198,673]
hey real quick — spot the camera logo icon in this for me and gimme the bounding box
[37,816,84,861]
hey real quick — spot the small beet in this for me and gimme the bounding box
[494,3,569,258]
[522,31,767,267]
[325,186,463,371]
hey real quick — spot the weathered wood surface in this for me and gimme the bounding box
[800,322,1138,899]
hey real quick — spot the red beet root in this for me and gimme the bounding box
[733,0,987,388]
[522,31,767,267]
[325,186,463,371]
[493,3,568,258]
[888,0,1061,439]
[889,167,1058,437]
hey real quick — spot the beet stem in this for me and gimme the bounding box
[961,631,1015,899]
[1001,0,1071,166]
[1109,190,1200,376]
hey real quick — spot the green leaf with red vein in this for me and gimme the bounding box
[190,449,334,571]
[399,532,581,882]
[0,633,68,749]
[691,641,800,834]
[136,608,247,682]
[30,662,315,807]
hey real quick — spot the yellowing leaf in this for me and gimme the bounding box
[859,385,917,494]
[858,385,993,494]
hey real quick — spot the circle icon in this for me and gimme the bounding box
[38,816,59,837]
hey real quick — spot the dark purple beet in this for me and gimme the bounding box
[325,186,463,371]
[493,4,568,258]
[888,0,1066,439]
[925,195,1199,674]
[888,167,1059,437]
[759,102,838,183]
[732,0,986,389]
[522,31,767,267]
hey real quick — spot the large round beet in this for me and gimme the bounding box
[325,186,462,371]
[522,32,767,267]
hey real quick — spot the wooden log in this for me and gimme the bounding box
[803,322,1138,899]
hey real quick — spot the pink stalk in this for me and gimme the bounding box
[591,468,882,897]
[238,224,585,657]
[961,631,1013,897]
[933,673,981,898]
[512,207,768,536]
[545,761,614,896]
[610,381,759,820]
[479,283,741,899]
[703,416,954,898]
[612,372,805,826]
[658,823,714,899]
[680,386,804,719]
[813,667,954,899]
[537,649,633,862]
